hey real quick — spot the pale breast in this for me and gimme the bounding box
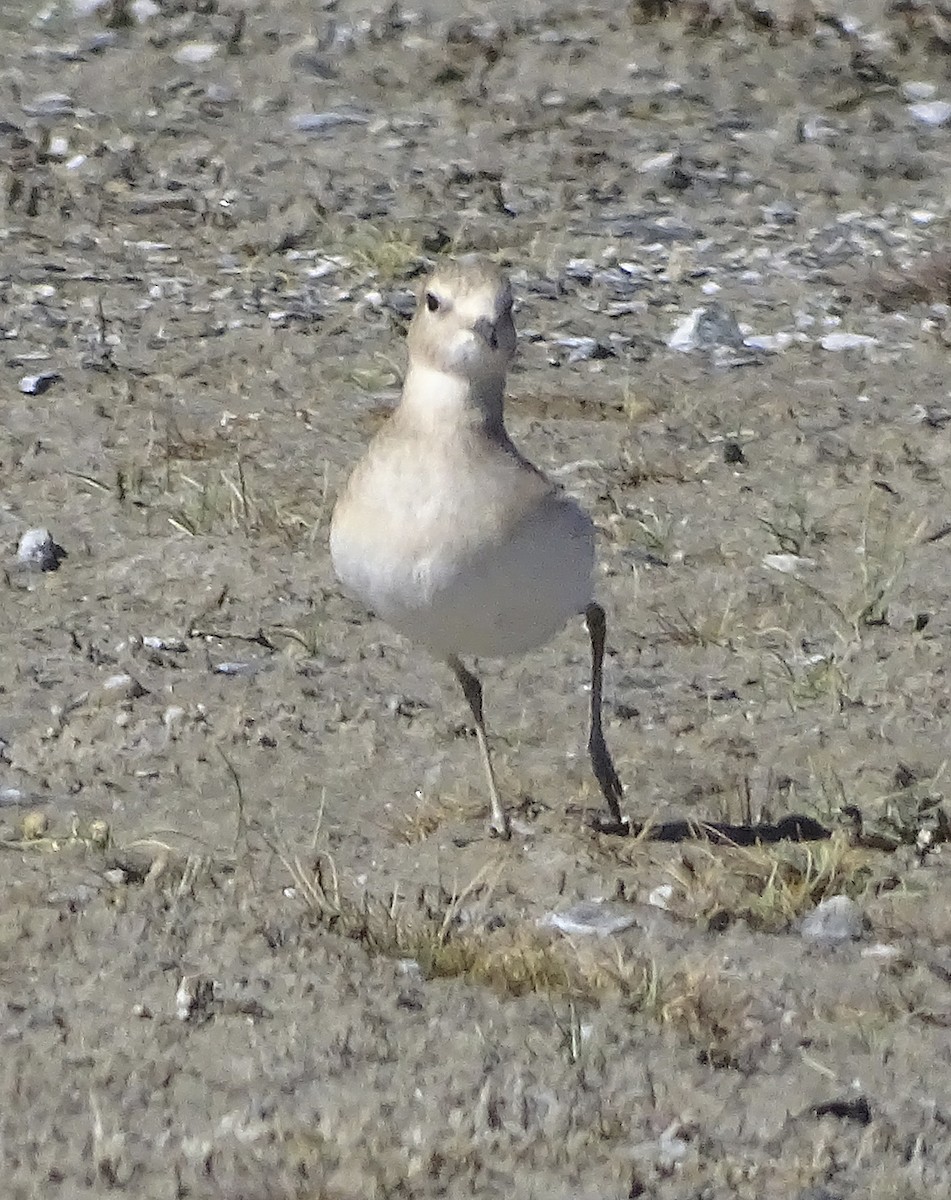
[329,425,595,659]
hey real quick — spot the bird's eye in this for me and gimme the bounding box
[425,291,440,313]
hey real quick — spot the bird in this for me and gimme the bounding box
[329,255,627,839]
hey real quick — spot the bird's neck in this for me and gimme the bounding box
[399,360,506,435]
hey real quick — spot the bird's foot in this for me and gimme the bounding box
[588,813,631,837]
[488,814,512,840]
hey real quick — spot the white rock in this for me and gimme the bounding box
[861,943,902,961]
[800,895,865,943]
[19,371,60,395]
[99,673,148,702]
[173,42,219,65]
[176,974,216,1022]
[143,635,188,653]
[213,661,257,676]
[538,900,638,937]
[901,81,936,102]
[553,336,601,363]
[647,884,674,910]
[744,332,795,352]
[668,304,743,352]
[163,705,187,728]
[17,527,62,571]
[819,332,878,351]
[290,109,371,133]
[638,150,679,174]
[762,553,817,575]
[800,114,839,144]
[909,100,951,127]
[130,0,161,21]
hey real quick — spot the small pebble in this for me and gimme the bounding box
[290,109,371,133]
[22,93,74,117]
[647,884,673,910]
[176,974,217,1022]
[901,81,936,102]
[800,895,866,944]
[173,42,219,65]
[101,673,147,700]
[538,900,638,937]
[143,635,188,653]
[130,0,161,20]
[19,372,60,396]
[668,304,744,352]
[819,332,878,352]
[213,661,258,675]
[762,553,817,575]
[20,811,49,840]
[908,100,951,127]
[87,818,111,848]
[17,527,65,572]
[744,332,796,352]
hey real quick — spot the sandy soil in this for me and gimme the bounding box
[3,0,951,1195]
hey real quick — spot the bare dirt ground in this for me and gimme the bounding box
[3,0,951,1195]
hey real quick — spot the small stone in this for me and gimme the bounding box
[799,114,839,144]
[173,42,219,65]
[290,109,370,133]
[176,974,217,1022]
[21,93,74,118]
[638,149,679,174]
[87,819,111,848]
[20,811,49,840]
[669,304,744,352]
[142,635,188,653]
[861,942,902,961]
[744,332,796,352]
[901,81,936,102]
[17,527,65,572]
[819,332,878,351]
[163,705,187,729]
[552,336,612,363]
[538,900,638,937]
[762,553,817,575]
[19,372,60,396]
[647,884,673,910]
[909,100,951,127]
[100,673,147,701]
[130,0,161,20]
[800,895,866,943]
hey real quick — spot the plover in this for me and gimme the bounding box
[330,256,627,838]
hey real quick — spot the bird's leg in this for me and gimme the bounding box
[584,602,629,834]
[447,655,511,839]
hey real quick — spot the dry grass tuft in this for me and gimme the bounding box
[667,836,876,931]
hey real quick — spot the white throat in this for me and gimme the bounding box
[400,359,506,430]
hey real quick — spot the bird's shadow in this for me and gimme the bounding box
[591,812,831,845]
